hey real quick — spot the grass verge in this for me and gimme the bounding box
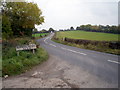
[32,33,49,38]
[2,37,48,76]
[0,44,2,77]
[52,38,120,55]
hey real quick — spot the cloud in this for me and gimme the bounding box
[29,0,118,30]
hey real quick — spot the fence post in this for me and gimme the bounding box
[63,37,65,41]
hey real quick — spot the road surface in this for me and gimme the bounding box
[37,33,119,88]
[3,33,119,88]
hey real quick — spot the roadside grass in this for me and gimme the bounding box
[52,31,120,55]
[2,37,48,76]
[56,31,119,41]
[32,33,49,38]
[52,39,120,55]
[0,44,2,77]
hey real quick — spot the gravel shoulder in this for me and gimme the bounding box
[2,54,117,88]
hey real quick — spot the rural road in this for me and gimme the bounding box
[3,33,119,88]
[37,33,119,88]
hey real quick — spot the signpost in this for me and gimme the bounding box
[16,44,37,56]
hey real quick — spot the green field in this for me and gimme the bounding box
[56,31,119,41]
[32,33,49,37]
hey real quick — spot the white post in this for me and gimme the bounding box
[17,51,19,56]
[33,49,35,54]
[63,37,65,41]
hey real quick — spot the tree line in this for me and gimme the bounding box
[2,2,44,40]
[33,27,55,34]
[60,24,120,34]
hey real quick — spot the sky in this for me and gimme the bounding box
[27,0,119,31]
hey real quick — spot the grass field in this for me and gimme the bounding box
[32,33,49,37]
[56,31,119,41]
[53,30,120,55]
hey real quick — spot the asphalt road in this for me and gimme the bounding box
[37,33,119,87]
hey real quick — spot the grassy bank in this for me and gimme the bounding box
[2,37,48,76]
[0,44,2,77]
[52,31,120,55]
[32,33,49,38]
[56,31,119,41]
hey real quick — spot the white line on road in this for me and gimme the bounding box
[61,47,87,55]
[44,34,86,55]
[44,39,48,44]
[49,44,57,47]
[108,60,120,64]
[44,39,46,42]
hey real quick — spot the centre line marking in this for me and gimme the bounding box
[44,39,46,42]
[44,39,48,44]
[108,60,120,64]
[44,34,86,55]
[49,44,57,47]
[61,47,87,55]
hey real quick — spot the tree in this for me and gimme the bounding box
[33,28,38,32]
[41,29,47,33]
[2,14,13,39]
[70,27,74,30]
[85,24,91,31]
[80,25,85,30]
[49,28,54,32]
[2,2,44,37]
[76,26,80,30]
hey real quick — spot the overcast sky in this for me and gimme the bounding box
[28,0,119,30]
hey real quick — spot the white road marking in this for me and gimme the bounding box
[49,43,57,47]
[61,47,87,55]
[44,34,86,55]
[44,39,47,44]
[108,60,120,64]
[44,39,46,42]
